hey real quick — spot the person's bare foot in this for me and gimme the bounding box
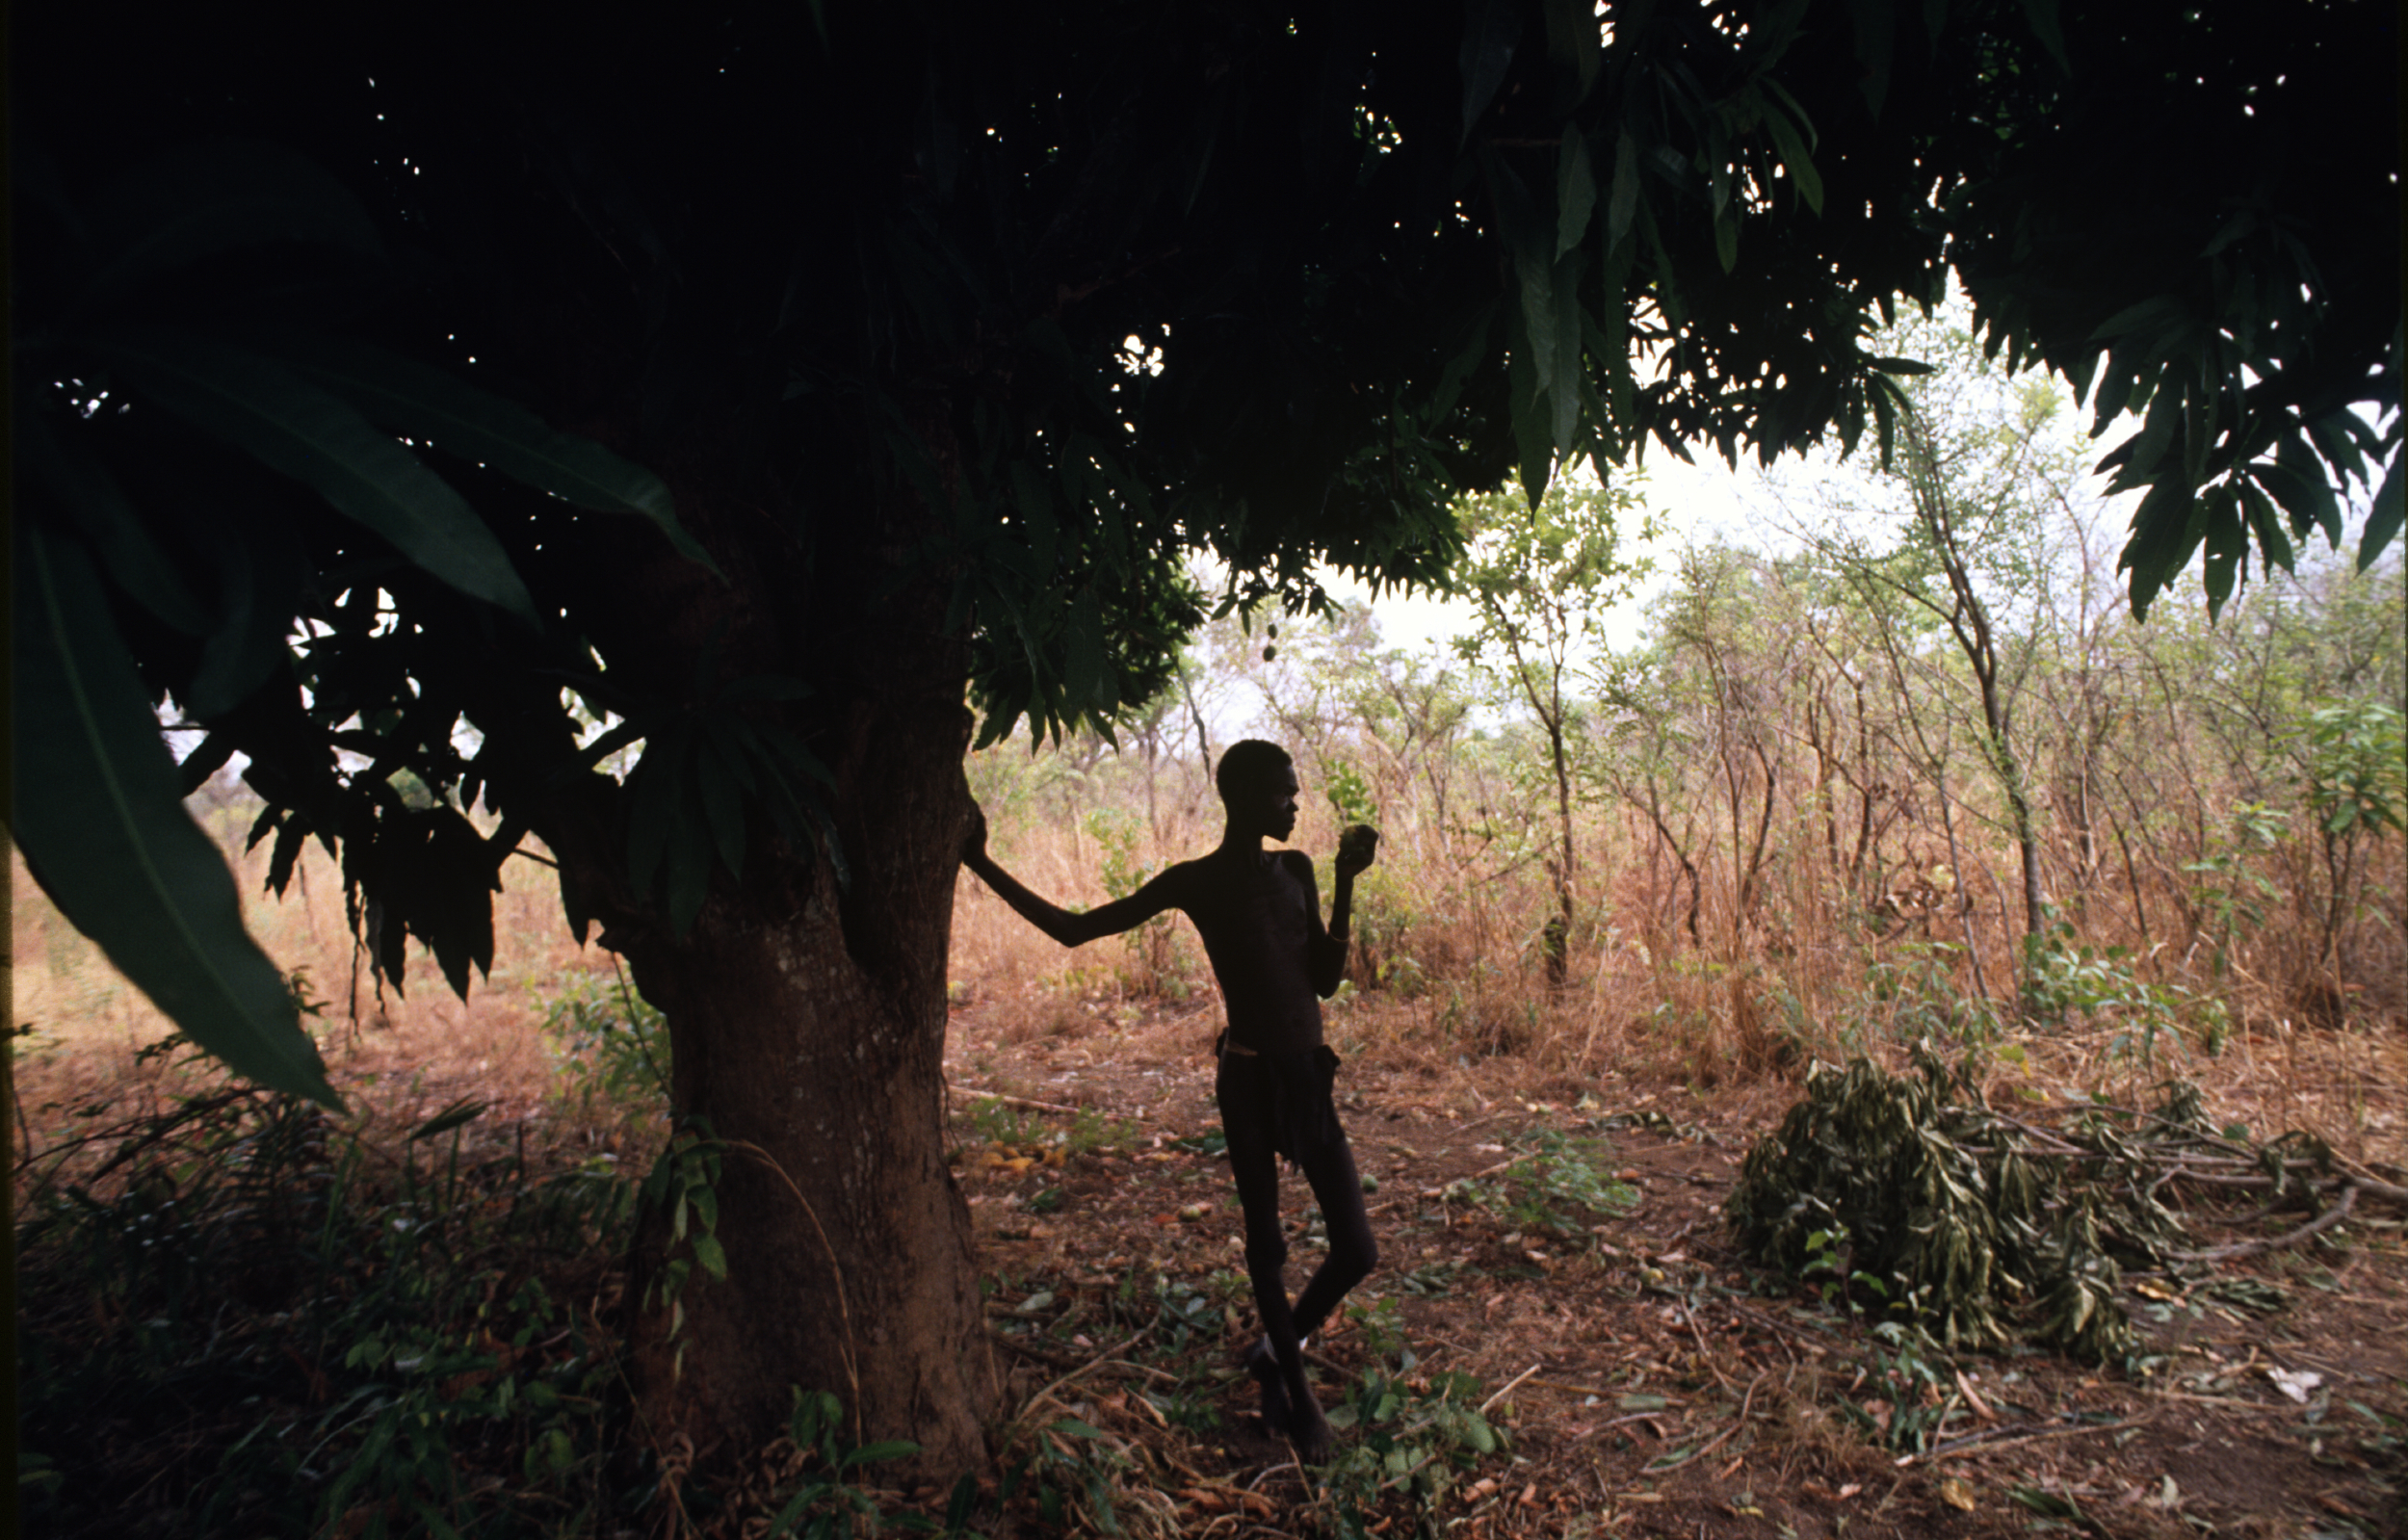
[1242,1336,1293,1435]
[1283,1370,1332,1464]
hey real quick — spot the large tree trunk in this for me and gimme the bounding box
[618,687,991,1477]
[540,418,998,1478]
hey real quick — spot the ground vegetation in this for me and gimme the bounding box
[12,0,2399,1480]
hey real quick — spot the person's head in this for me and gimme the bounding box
[1216,740,1299,841]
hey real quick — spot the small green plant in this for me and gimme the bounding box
[2024,921,2227,1075]
[963,1097,1043,1148]
[1393,1260,1463,1298]
[1319,1370,1504,1540]
[1851,942,2002,1051]
[1065,1106,1139,1156]
[543,967,670,1119]
[1503,1126,1638,1232]
[2298,700,2407,970]
[1168,1125,1227,1158]
[1342,1293,1409,1365]
[1150,1274,1223,1351]
[999,1413,1127,1535]
[17,1082,641,1539]
[2181,801,2290,980]
[1836,1319,1953,1454]
[641,1117,730,1379]
[760,1388,976,1539]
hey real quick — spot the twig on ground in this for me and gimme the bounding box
[1682,1305,1736,1391]
[1642,1371,1766,1474]
[2177,1183,2359,1263]
[953,1086,1089,1116]
[1478,1361,1544,1416]
[1916,1414,2152,1463]
[1031,1330,1150,1405]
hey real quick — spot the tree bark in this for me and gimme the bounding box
[617,612,992,1479]
[465,378,1001,1476]
[1545,713,1575,986]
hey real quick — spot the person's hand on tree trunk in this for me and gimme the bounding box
[962,803,990,866]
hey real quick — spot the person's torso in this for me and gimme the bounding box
[1176,852,1323,1054]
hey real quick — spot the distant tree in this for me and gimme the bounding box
[1805,321,2081,996]
[1453,477,1657,979]
[15,0,2396,1473]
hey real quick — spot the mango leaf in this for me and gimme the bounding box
[186,527,307,718]
[1457,0,1522,143]
[2016,0,2073,76]
[838,1440,923,1471]
[694,736,749,879]
[666,805,715,936]
[409,1097,491,1141]
[1506,317,1556,507]
[1555,133,1597,260]
[624,721,692,902]
[2359,443,2401,571]
[1847,0,1895,115]
[273,335,718,576]
[92,329,537,618]
[1759,94,1824,216]
[1549,251,1585,457]
[1606,132,1641,248]
[13,523,339,1107]
[18,414,210,634]
[2118,476,2198,619]
[78,140,385,313]
[2239,479,2294,573]
[2262,434,2343,546]
[1063,595,1112,720]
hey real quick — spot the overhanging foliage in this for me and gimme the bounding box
[13,1,2396,1097]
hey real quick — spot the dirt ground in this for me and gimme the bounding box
[11,946,2400,1538]
[943,996,2408,1540]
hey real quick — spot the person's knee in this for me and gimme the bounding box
[1243,1231,1289,1277]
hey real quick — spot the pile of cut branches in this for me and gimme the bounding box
[1725,1051,2404,1366]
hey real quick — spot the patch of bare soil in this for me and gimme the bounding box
[947,1004,2408,1539]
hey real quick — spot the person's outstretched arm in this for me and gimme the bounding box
[961,804,1183,947]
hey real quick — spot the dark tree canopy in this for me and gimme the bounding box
[13,0,2397,1467]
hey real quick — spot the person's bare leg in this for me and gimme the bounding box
[1289,1124,1378,1338]
[1225,1103,1330,1459]
[1238,1123,1374,1458]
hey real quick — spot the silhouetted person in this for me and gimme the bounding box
[962,740,1379,1462]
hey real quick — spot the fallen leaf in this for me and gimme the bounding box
[1939,1476,1977,1512]
[2267,1368,2323,1403]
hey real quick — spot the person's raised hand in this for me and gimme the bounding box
[1336,822,1379,878]
[962,802,990,865]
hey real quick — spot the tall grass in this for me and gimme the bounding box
[16,1035,641,1538]
[952,692,2406,1164]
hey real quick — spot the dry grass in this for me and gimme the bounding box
[12,766,2402,1540]
[946,758,2406,1180]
